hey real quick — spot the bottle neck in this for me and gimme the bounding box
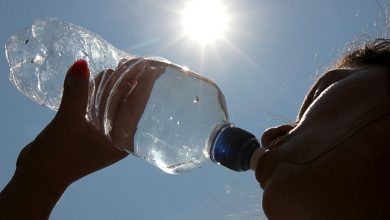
[209,124,261,171]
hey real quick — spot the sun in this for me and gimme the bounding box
[181,0,230,45]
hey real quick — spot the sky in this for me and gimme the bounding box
[0,0,387,219]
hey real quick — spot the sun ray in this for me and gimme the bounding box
[152,34,187,55]
[222,38,264,75]
[124,37,160,52]
[210,43,228,76]
[199,46,206,73]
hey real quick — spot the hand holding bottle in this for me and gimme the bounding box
[0,60,134,219]
[16,60,131,188]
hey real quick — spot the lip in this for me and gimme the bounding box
[256,134,290,188]
[255,148,277,189]
[266,134,288,149]
[256,131,292,188]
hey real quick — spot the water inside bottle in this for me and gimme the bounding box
[116,63,229,174]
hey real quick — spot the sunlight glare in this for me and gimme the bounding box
[181,0,230,45]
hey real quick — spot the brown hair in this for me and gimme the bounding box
[335,38,390,68]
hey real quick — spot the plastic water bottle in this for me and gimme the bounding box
[5,18,264,174]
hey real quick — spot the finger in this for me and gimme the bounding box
[86,69,111,128]
[90,69,114,128]
[111,60,166,152]
[57,59,90,120]
[104,59,147,136]
[95,59,143,122]
[96,58,145,136]
[117,58,129,68]
[92,70,106,89]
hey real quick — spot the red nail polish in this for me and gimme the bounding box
[70,59,89,78]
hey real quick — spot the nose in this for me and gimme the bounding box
[261,124,295,148]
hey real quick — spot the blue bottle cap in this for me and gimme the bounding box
[210,125,260,171]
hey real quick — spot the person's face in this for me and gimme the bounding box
[256,65,390,219]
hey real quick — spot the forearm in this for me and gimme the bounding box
[0,169,68,220]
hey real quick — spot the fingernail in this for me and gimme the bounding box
[70,59,90,78]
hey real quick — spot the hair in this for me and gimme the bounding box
[335,38,390,69]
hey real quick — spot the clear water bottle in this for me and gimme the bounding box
[5,18,264,174]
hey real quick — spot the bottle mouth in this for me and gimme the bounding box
[209,124,260,171]
[208,123,233,161]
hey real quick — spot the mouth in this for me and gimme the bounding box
[255,146,277,189]
[266,135,287,149]
[258,132,295,188]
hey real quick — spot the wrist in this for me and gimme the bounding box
[13,166,70,198]
[16,141,74,191]
[0,169,69,220]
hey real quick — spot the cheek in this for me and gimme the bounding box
[301,73,389,129]
[303,90,357,124]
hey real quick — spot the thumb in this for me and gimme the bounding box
[57,59,90,119]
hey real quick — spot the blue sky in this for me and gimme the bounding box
[0,0,386,219]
